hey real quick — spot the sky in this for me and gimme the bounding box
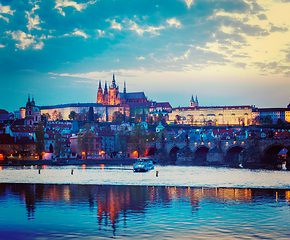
[1,0,290,113]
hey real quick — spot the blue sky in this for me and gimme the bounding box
[1,0,290,112]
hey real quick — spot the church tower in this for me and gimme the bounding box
[190,95,195,107]
[190,95,199,107]
[97,80,103,104]
[25,94,41,126]
[195,96,199,107]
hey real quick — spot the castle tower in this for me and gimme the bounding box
[109,74,120,105]
[97,80,103,103]
[103,82,108,105]
[111,73,117,88]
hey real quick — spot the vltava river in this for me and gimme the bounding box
[0,165,289,239]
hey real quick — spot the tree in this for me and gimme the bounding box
[147,132,158,142]
[112,111,124,123]
[175,115,181,124]
[68,111,77,120]
[77,130,94,160]
[263,116,273,125]
[52,110,62,121]
[276,118,285,128]
[54,133,65,157]
[134,114,143,124]
[115,130,130,157]
[237,117,245,126]
[188,115,194,125]
[77,108,88,121]
[253,116,260,125]
[131,125,146,158]
[41,114,48,123]
[35,121,45,159]
[157,112,163,123]
[95,113,101,122]
[147,116,154,125]
[42,113,51,121]
[49,144,53,153]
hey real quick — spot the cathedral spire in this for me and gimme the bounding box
[32,95,35,106]
[195,96,199,107]
[190,95,194,107]
[123,81,126,94]
[104,81,108,94]
[111,73,116,88]
[97,80,103,104]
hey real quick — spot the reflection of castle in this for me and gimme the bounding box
[3,183,290,237]
[97,74,148,105]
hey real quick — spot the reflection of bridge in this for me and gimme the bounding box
[146,139,290,168]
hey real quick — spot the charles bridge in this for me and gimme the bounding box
[145,138,290,168]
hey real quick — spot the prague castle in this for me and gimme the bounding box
[97,74,147,105]
[23,74,171,122]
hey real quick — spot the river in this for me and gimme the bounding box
[0,165,289,239]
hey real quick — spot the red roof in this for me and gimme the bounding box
[212,129,234,136]
[10,126,34,133]
[0,109,8,114]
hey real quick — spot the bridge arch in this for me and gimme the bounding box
[169,146,180,163]
[261,143,287,167]
[146,147,156,157]
[224,145,244,166]
[193,145,210,164]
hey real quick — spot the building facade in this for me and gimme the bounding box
[40,103,130,122]
[253,108,290,124]
[168,104,252,126]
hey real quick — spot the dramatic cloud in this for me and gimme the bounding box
[1,0,290,112]
[107,19,122,30]
[54,0,97,16]
[72,28,89,38]
[183,0,194,9]
[6,30,36,50]
[167,17,182,28]
[0,3,15,22]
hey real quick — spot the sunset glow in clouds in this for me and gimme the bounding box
[1,0,290,112]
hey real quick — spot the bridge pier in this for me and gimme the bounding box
[206,147,224,165]
[176,146,193,165]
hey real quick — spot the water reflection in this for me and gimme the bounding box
[1,183,290,236]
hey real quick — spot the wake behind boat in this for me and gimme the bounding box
[133,158,154,172]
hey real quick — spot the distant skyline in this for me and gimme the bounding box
[1,0,290,113]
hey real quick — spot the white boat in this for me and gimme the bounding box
[133,158,154,172]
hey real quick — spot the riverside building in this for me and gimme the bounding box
[168,97,252,126]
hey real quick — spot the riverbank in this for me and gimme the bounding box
[0,158,138,166]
